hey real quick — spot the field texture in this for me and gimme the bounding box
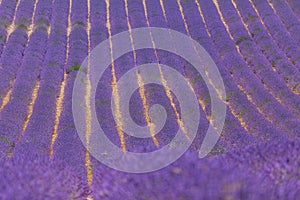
[0,0,300,199]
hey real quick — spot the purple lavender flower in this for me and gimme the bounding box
[0,154,89,199]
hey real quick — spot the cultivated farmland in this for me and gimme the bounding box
[0,0,300,199]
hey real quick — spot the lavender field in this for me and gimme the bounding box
[0,0,300,199]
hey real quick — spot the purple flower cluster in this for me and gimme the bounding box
[0,154,89,199]
[101,138,300,199]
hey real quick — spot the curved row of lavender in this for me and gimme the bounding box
[0,0,300,199]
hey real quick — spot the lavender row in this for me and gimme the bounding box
[163,0,187,34]
[70,0,87,28]
[90,0,107,49]
[14,0,67,157]
[234,0,300,94]
[14,0,33,26]
[52,0,89,178]
[0,0,17,26]
[110,0,127,35]
[170,0,283,142]
[0,0,35,108]
[109,0,165,151]
[145,0,167,28]
[128,0,148,28]
[88,2,133,196]
[0,7,51,158]
[287,0,300,21]
[252,0,300,69]
[0,0,18,56]
[125,0,168,151]
[53,69,87,176]
[269,0,300,46]
[198,0,300,136]
[216,0,300,118]
[88,1,137,195]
